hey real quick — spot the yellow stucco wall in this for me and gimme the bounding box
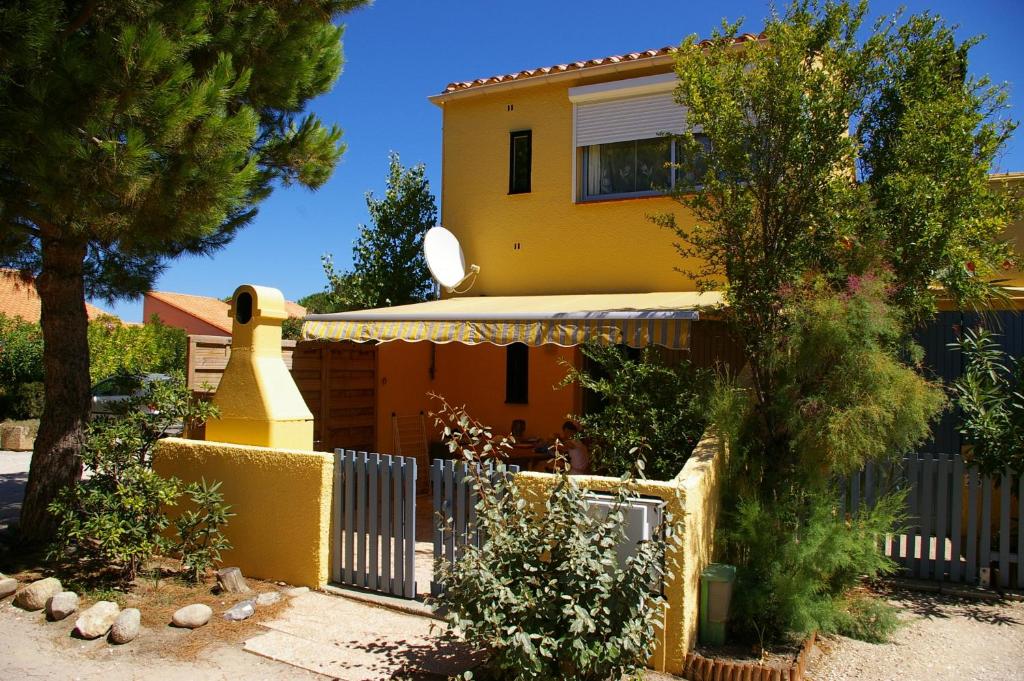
[437,64,708,297]
[154,437,334,588]
[375,341,579,452]
[510,430,727,675]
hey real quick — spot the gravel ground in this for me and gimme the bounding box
[807,588,1024,681]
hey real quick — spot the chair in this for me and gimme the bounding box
[392,412,430,495]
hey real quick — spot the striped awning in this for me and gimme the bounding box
[301,292,721,350]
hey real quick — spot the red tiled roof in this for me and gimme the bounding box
[0,268,116,323]
[440,35,765,95]
[146,290,306,334]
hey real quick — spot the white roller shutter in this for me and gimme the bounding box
[574,92,686,146]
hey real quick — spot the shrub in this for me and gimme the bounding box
[2,381,45,419]
[720,484,904,648]
[175,479,234,582]
[431,399,668,681]
[87,315,187,383]
[47,375,227,582]
[560,343,711,480]
[951,327,1024,474]
[0,313,44,386]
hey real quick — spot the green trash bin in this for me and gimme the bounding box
[699,563,736,646]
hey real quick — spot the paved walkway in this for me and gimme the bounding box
[0,450,30,531]
[244,591,476,679]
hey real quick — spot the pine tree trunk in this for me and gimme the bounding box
[18,236,91,543]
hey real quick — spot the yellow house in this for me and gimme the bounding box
[303,40,761,454]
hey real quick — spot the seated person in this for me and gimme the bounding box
[561,421,590,475]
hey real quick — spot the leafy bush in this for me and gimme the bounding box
[175,479,234,582]
[87,315,187,383]
[560,343,711,480]
[1,381,45,419]
[47,375,228,582]
[951,327,1024,474]
[0,313,44,386]
[431,399,668,681]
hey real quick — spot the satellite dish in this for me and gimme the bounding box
[424,226,480,293]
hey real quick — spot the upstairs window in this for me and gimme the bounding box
[580,135,709,200]
[509,130,532,194]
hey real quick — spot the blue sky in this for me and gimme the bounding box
[104,0,1024,321]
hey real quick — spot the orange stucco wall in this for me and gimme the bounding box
[143,295,229,336]
[375,341,580,453]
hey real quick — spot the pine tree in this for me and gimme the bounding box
[0,0,368,541]
[324,152,437,309]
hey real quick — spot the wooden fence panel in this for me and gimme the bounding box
[847,454,1020,588]
[333,450,417,598]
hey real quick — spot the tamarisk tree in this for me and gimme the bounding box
[0,0,368,541]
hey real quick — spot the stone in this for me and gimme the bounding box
[222,599,255,622]
[46,591,79,621]
[13,577,62,611]
[0,575,17,599]
[216,567,251,594]
[171,603,212,629]
[282,586,309,598]
[110,608,141,644]
[255,591,282,607]
[74,601,120,640]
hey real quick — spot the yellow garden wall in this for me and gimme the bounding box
[154,437,334,588]
[511,430,727,675]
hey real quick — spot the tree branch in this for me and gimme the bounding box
[60,0,98,39]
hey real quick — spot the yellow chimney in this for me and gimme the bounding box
[206,285,314,450]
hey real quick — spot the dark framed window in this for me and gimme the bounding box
[505,343,529,404]
[509,130,532,194]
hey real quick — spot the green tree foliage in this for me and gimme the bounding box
[47,376,229,582]
[559,344,711,480]
[323,152,437,310]
[951,327,1024,474]
[0,0,368,540]
[0,313,43,385]
[87,315,187,383]
[430,398,668,681]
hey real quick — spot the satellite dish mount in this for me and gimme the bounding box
[423,226,480,294]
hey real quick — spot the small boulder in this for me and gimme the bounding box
[74,601,120,640]
[282,586,309,598]
[13,577,62,611]
[0,575,17,599]
[255,591,282,607]
[46,591,79,621]
[171,603,212,629]
[222,599,255,622]
[216,567,251,594]
[110,608,141,644]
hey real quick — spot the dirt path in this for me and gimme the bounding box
[807,588,1024,681]
[0,596,322,680]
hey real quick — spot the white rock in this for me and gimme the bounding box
[255,591,282,606]
[171,603,212,629]
[0,576,17,599]
[13,577,62,611]
[282,586,309,598]
[74,601,120,640]
[222,599,255,622]
[110,608,141,644]
[46,591,79,620]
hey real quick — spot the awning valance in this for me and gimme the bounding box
[301,292,722,350]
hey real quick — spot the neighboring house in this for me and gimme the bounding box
[0,268,116,323]
[144,290,306,336]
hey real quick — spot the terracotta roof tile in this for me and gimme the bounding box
[440,35,765,95]
[0,268,116,323]
[146,290,306,334]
